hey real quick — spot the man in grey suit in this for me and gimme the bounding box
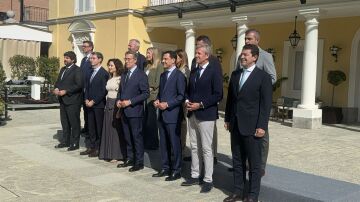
[245,29,276,176]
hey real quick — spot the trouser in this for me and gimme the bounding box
[87,107,104,150]
[121,116,144,166]
[231,124,262,201]
[261,130,269,170]
[60,103,81,145]
[188,115,215,183]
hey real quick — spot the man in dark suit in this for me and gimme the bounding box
[80,52,109,157]
[181,45,223,193]
[152,51,186,181]
[224,44,272,202]
[80,40,94,148]
[245,29,277,177]
[188,35,220,165]
[128,39,147,71]
[54,51,83,151]
[116,51,149,172]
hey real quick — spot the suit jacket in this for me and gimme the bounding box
[146,64,163,102]
[157,68,186,124]
[117,67,149,118]
[257,48,277,84]
[55,64,83,105]
[187,61,223,121]
[225,67,272,136]
[136,53,147,71]
[80,56,92,89]
[85,67,109,108]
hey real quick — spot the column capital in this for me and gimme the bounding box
[180,21,195,30]
[231,16,248,25]
[299,8,320,19]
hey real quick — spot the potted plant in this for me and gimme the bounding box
[322,70,346,124]
[0,61,6,126]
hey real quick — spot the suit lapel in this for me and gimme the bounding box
[62,65,74,80]
[233,69,241,94]
[163,69,176,92]
[238,67,259,94]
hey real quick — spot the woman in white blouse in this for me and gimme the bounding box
[99,58,126,163]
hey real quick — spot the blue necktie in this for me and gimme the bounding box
[239,69,249,90]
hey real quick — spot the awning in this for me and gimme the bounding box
[0,24,52,42]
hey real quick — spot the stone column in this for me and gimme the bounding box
[180,21,195,66]
[231,16,248,71]
[293,8,322,129]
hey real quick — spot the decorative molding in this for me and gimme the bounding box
[47,9,143,25]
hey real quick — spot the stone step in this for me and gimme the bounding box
[144,150,360,202]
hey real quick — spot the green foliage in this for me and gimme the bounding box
[327,70,346,86]
[327,70,346,106]
[36,56,60,85]
[9,55,36,79]
[223,73,230,84]
[0,61,6,90]
[272,77,288,92]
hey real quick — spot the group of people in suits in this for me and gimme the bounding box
[54,29,276,201]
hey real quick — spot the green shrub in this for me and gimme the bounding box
[9,55,36,79]
[0,61,6,89]
[36,56,60,85]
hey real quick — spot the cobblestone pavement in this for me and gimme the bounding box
[0,109,359,201]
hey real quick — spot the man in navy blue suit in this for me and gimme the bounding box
[152,51,186,181]
[80,52,109,157]
[224,44,272,202]
[128,39,147,71]
[116,51,149,172]
[181,45,223,193]
[80,40,94,148]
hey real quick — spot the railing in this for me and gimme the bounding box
[23,6,48,23]
[148,0,189,6]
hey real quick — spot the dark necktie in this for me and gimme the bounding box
[61,68,68,80]
[124,71,130,85]
[195,66,203,83]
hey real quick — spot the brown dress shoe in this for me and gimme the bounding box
[80,148,92,155]
[88,149,99,157]
[223,194,243,202]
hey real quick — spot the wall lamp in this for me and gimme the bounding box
[178,9,183,18]
[230,1,236,13]
[300,0,306,4]
[330,45,341,62]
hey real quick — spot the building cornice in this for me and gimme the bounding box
[47,9,144,25]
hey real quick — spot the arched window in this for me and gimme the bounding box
[74,0,95,15]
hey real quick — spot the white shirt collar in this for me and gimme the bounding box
[198,62,209,69]
[243,64,256,72]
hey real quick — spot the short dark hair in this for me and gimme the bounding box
[83,40,94,50]
[63,51,77,63]
[196,35,212,46]
[242,44,259,59]
[91,52,103,63]
[107,58,125,76]
[162,50,177,60]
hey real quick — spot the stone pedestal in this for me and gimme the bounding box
[292,108,322,129]
[27,76,44,100]
[180,21,195,66]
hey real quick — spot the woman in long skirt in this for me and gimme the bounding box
[99,58,126,163]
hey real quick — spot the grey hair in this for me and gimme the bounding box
[129,39,140,47]
[245,29,261,41]
[196,44,212,56]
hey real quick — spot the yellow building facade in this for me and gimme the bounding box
[48,0,360,126]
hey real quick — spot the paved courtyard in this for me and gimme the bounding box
[0,109,359,201]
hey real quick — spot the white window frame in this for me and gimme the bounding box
[75,0,95,15]
[281,39,324,99]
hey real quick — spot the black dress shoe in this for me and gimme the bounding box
[165,171,181,181]
[181,177,199,186]
[223,194,243,202]
[80,148,92,155]
[129,164,144,172]
[80,128,87,133]
[152,169,170,177]
[67,144,79,151]
[183,156,191,161]
[55,143,69,149]
[200,182,213,193]
[117,160,134,168]
[214,157,218,165]
[228,167,234,172]
[88,149,99,157]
